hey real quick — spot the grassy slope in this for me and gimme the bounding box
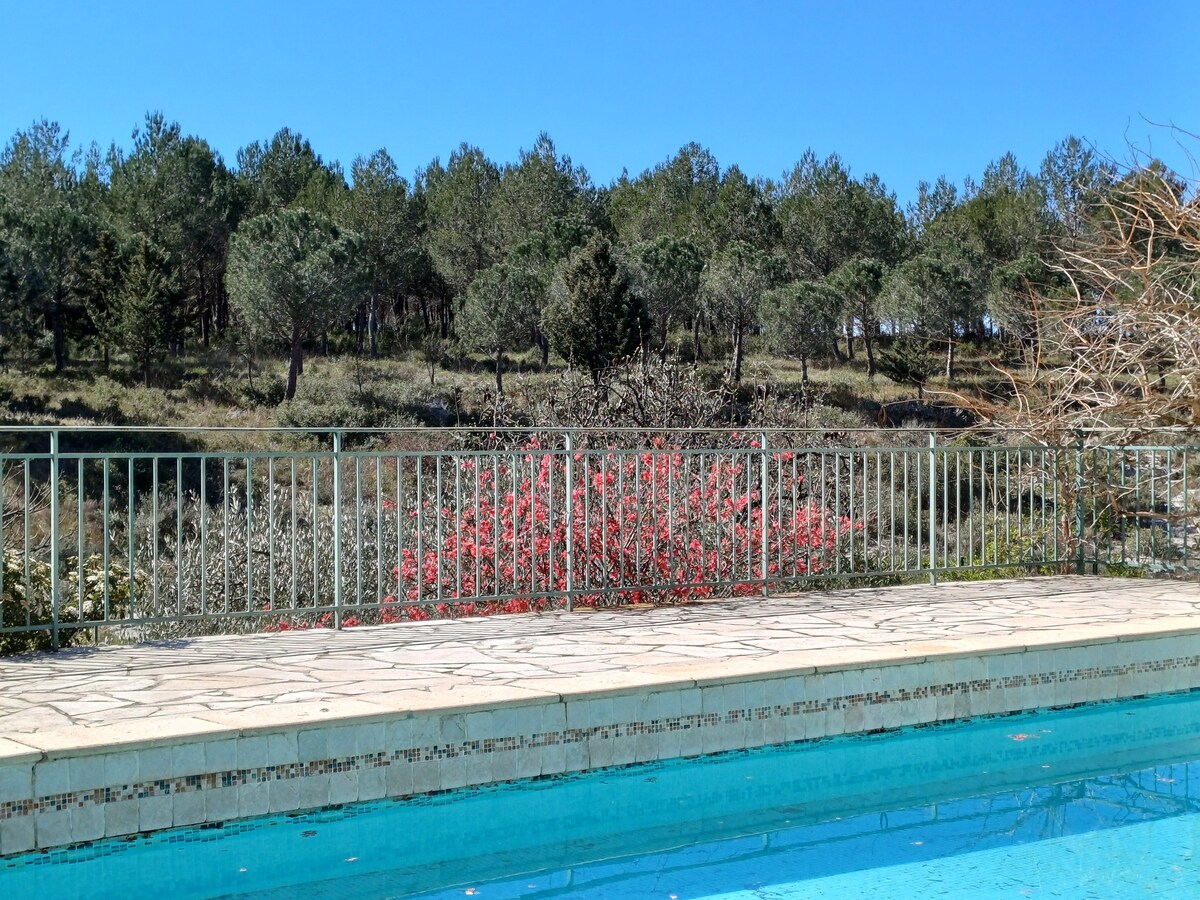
[0,337,1019,443]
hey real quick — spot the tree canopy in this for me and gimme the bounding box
[1,111,1185,423]
[226,208,365,399]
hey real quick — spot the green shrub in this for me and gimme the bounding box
[2,549,138,655]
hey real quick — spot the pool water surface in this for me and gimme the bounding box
[5,691,1200,899]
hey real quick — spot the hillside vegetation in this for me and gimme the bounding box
[1,116,1195,441]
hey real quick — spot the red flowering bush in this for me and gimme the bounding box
[388,437,854,615]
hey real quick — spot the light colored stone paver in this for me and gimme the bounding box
[1,576,1198,755]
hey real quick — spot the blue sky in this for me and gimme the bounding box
[3,0,1195,204]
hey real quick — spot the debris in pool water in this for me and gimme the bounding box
[1007,733,1039,741]
[1158,776,1176,783]
[911,841,924,846]
[345,857,358,862]
[301,830,317,837]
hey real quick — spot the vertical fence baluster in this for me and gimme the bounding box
[376,455,384,604]
[311,457,319,608]
[246,457,254,615]
[127,458,136,622]
[49,431,60,650]
[151,456,159,617]
[455,453,463,602]
[437,454,446,605]
[564,432,575,611]
[332,431,343,627]
[290,457,297,611]
[0,459,5,614]
[928,432,937,586]
[223,458,230,615]
[200,458,207,616]
[355,455,363,609]
[396,454,404,603]
[269,456,276,614]
[77,456,85,623]
[103,458,111,619]
[176,457,184,618]
[1075,432,1085,575]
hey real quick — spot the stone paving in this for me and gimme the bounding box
[2,576,1199,756]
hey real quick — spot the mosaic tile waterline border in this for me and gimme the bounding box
[5,652,1199,825]
[8,687,1200,875]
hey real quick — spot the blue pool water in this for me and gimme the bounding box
[6,691,1200,899]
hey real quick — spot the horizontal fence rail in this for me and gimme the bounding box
[1,427,1197,652]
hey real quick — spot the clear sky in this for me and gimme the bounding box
[3,0,1196,204]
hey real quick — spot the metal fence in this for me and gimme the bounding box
[2,426,1197,651]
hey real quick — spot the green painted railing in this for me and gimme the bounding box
[1,427,1195,651]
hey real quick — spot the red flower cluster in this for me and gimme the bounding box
[391,440,852,614]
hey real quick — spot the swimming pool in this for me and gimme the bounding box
[5,690,1200,898]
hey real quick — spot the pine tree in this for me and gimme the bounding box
[542,233,644,385]
[116,238,177,385]
[80,229,126,369]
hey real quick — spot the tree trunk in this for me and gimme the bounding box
[102,345,110,371]
[731,327,743,385]
[693,317,702,361]
[52,288,66,372]
[830,336,846,364]
[945,334,956,381]
[801,354,809,384]
[495,349,504,395]
[215,285,228,334]
[845,318,855,359]
[320,331,328,356]
[285,326,303,401]
[199,261,210,349]
[369,295,379,359]
[863,325,877,378]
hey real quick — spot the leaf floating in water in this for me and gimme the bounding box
[301,830,317,838]
[345,857,358,863]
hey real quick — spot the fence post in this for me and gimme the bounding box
[760,431,770,597]
[928,431,938,586]
[1074,430,1085,576]
[49,429,61,650]
[564,431,574,611]
[332,430,343,628]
